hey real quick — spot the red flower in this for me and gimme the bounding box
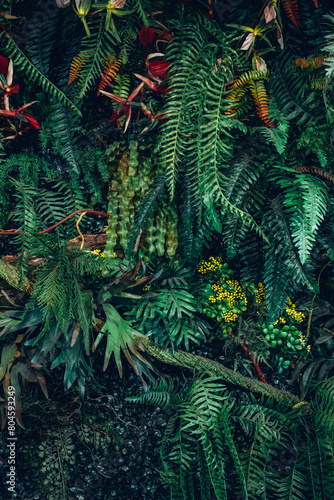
[134,73,170,95]
[147,60,169,78]
[0,57,20,109]
[139,102,172,133]
[99,82,144,131]
[0,55,8,74]
[0,101,40,129]
[138,26,155,48]
[144,54,170,92]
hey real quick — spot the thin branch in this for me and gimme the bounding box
[75,211,87,250]
[213,318,267,384]
[0,210,109,236]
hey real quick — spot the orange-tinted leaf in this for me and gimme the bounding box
[296,56,326,69]
[33,367,49,399]
[0,333,23,382]
[249,80,274,127]
[256,56,267,72]
[277,26,284,49]
[281,0,299,29]
[68,50,94,85]
[295,58,308,68]
[71,322,81,347]
[97,55,122,96]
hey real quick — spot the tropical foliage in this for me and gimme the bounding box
[1,0,334,498]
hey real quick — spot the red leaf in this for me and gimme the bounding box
[110,106,128,122]
[147,60,170,78]
[138,26,155,48]
[6,83,19,95]
[134,73,158,91]
[0,55,9,75]
[0,109,16,117]
[22,113,40,129]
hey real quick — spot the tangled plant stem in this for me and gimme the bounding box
[212,318,267,384]
[0,210,109,236]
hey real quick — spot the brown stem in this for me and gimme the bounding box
[213,319,267,384]
[0,210,109,236]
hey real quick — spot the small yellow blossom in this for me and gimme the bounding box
[255,282,266,303]
[91,248,106,258]
[286,298,305,323]
[198,256,222,274]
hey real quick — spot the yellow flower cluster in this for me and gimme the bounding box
[91,248,106,258]
[209,280,247,323]
[274,317,287,325]
[286,298,305,323]
[298,332,310,352]
[198,256,222,274]
[255,282,266,303]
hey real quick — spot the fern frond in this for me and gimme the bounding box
[281,0,300,29]
[266,442,311,500]
[68,50,95,85]
[126,174,166,258]
[26,6,58,74]
[225,86,248,116]
[230,70,269,89]
[294,166,334,184]
[313,376,334,440]
[4,36,81,115]
[49,100,81,177]
[263,194,317,319]
[270,50,316,126]
[257,103,289,154]
[68,17,118,99]
[249,79,274,127]
[130,0,150,26]
[156,15,208,199]
[97,55,122,96]
[126,377,189,408]
[276,173,328,264]
[113,73,131,100]
[263,247,292,322]
[323,14,334,78]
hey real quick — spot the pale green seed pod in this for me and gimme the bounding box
[166,206,178,257]
[129,140,139,169]
[146,219,156,255]
[102,190,118,276]
[117,196,130,249]
[155,210,167,257]
[131,176,141,193]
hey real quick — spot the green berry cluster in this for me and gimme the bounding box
[261,323,310,372]
[202,283,247,330]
